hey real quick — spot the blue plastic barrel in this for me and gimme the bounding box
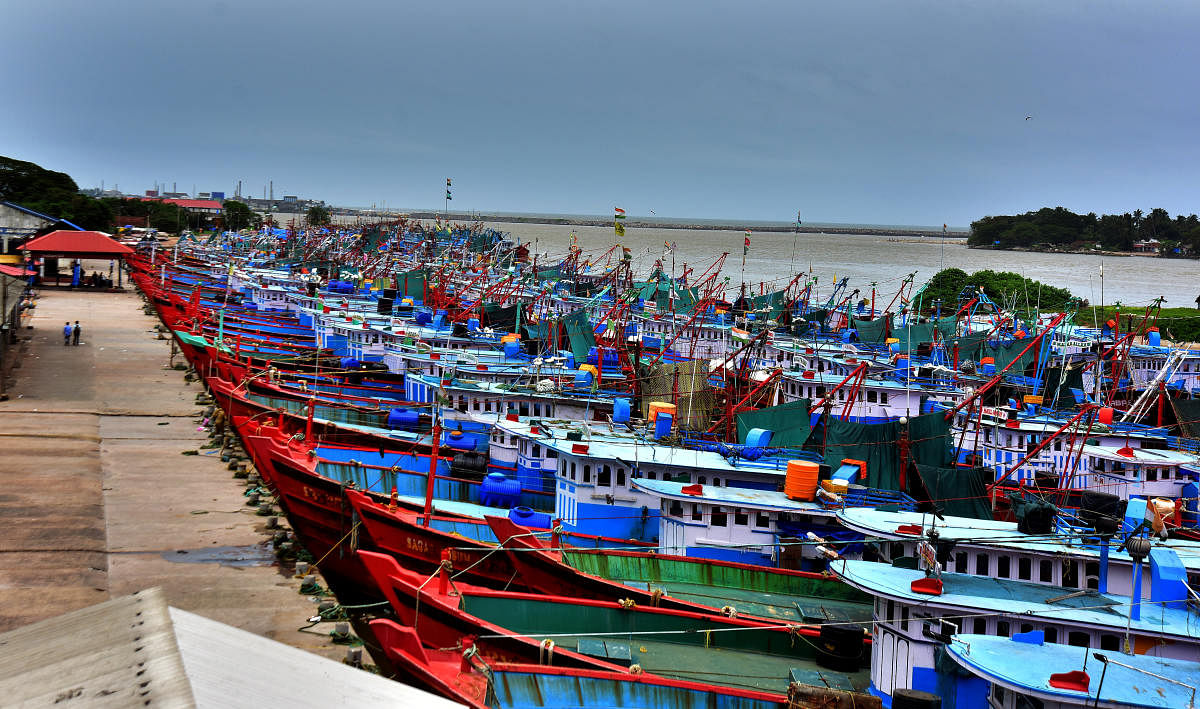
[504,341,521,359]
[745,428,773,448]
[654,412,673,439]
[414,311,432,325]
[467,318,480,331]
[509,506,552,529]
[481,472,521,508]
[1149,330,1162,346]
[340,357,360,369]
[386,408,420,430]
[442,429,475,451]
[574,370,593,387]
[613,398,631,424]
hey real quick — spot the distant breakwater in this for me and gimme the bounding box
[401,211,968,239]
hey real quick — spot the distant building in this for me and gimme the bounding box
[1133,238,1161,253]
[139,197,224,216]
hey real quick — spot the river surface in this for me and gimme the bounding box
[490,223,1199,309]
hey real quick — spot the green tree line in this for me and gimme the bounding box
[970,206,1200,256]
[1,155,112,229]
[918,268,1077,315]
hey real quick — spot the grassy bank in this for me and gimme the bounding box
[1075,306,1200,344]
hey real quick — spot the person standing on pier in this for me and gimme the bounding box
[72,321,81,346]
[63,322,72,346]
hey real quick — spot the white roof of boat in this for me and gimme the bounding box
[835,508,1200,568]
[633,478,832,513]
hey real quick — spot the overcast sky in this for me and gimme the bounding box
[4,1,1197,226]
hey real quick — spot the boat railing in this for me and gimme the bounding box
[1168,436,1200,455]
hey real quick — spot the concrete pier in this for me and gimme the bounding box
[0,285,342,659]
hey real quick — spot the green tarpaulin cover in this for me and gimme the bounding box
[981,338,1039,374]
[852,316,890,345]
[735,399,812,449]
[561,309,597,362]
[822,411,951,491]
[396,269,426,298]
[1172,398,1200,439]
[915,464,992,520]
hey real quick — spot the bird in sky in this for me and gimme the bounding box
[1025,115,1032,120]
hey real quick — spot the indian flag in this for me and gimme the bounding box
[731,327,750,343]
[614,207,626,219]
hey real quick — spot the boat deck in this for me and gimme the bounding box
[617,579,872,627]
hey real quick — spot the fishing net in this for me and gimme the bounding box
[641,360,715,430]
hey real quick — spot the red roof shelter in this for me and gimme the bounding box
[20,231,135,288]
[21,230,135,259]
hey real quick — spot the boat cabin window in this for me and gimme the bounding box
[1147,468,1157,481]
[712,477,720,487]
[616,468,626,487]
[698,476,707,486]
[645,470,656,480]
[1085,561,1100,589]
[598,466,611,486]
[669,500,684,517]
[880,392,888,404]
[972,618,986,635]
[1062,560,1079,588]
[997,555,1011,579]
[755,512,771,528]
[1054,440,1062,452]
[997,620,1010,637]
[954,551,968,572]
[1020,623,1034,634]
[711,507,727,526]
[1099,634,1120,651]
[1044,627,1058,644]
[734,508,749,526]
[691,504,703,521]
[900,606,909,632]
[531,444,541,457]
[1068,631,1090,648]
[1018,557,1032,581]
[867,390,877,403]
[546,449,558,459]
[570,461,577,480]
[1040,559,1053,583]
[976,554,989,576]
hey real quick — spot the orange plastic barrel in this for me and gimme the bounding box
[785,460,821,501]
[1098,407,1114,424]
[648,402,678,425]
[980,357,995,365]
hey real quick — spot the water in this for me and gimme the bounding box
[162,544,276,568]
[492,223,1198,308]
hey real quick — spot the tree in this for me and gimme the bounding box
[0,155,112,230]
[306,205,331,226]
[222,200,261,231]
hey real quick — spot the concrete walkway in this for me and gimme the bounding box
[0,286,341,659]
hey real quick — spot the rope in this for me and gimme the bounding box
[310,520,362,571]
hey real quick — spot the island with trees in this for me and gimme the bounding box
[969,206,1199,258]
